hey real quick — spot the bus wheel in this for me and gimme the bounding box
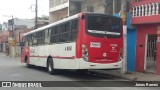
[25,57,31,68]
[47,58,57,75]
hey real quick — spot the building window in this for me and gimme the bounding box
[87,6,94,12]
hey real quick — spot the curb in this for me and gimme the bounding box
[90,70,138,81]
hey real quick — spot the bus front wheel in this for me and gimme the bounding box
[47,58,57,75]
[25,57,31,68]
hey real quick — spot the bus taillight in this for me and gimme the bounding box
[82,44,89,61]
[118,48,123,61]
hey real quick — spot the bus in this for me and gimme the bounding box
[21,12,123,75]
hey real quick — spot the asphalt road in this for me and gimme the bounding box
[0,53,159,90]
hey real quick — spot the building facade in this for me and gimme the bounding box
[49,0,69,23]
[49,0,121,23]
[131,0,160,74]
[7,18,35,57]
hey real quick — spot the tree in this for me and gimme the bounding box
[38,15,49,20]
[0,24,2,31]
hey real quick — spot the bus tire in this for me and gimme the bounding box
[25,56,31,68]
[47,58,57,75]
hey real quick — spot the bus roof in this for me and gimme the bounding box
[22,12,121,37]
[22,13,80,37]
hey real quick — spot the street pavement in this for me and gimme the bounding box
[0,53,159,90]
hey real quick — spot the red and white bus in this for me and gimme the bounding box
[21,12,123,74]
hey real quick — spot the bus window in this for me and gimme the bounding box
[33,33,37,45]
[50,26,59,43]
[70,19,78,41]
[28,35,32,46]
[59,22,70,43]
[45,28,50,44]
[86,15,122,38]
[37,31,45,45]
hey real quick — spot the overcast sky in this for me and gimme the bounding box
[0,0,49,23]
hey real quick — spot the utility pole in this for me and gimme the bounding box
[113,0,116,14]
[3,15,14,38]
[120,0,127,74]
[11,15,14,38]
[35,0,38,29]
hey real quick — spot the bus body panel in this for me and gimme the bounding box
[82,35,123,63]
[79,58,122,69]
[21,47,30,63]
[21,12,123,70]
[29,42,76,69]
[79,13,123,64]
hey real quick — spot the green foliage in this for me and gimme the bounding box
[38,15,49,20]
[0,24,2,30]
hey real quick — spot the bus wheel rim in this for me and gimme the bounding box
[49,63,52,72]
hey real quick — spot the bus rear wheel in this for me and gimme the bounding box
[47,58,57,75]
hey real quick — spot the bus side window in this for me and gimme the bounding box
[50,26,59,43]
[37,31,45,45]
[37,32,41,45]
[45,28,50,44]
[59,22,70,43]
[59,24,66,43]
[65,22,70,42]
[70,19,78,41]
[33,33,37,45]
[28,34,33,46]
[42,30,45,44]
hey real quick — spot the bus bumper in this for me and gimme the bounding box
[79,59,122,70]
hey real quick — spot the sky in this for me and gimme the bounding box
[0,0,49,23]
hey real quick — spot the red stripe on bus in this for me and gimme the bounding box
[30,56,75,59]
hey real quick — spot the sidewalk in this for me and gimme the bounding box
[93,70,160,81]
[0,52,20,60]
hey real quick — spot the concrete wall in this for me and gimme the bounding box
[136,24,158,72]
[50,0,68,8]
[126,12,136,72]
[81,0,121,15]
[69,1,81,16]
[49,0,121,23]
[16,46,21,56]
[81,0,106,14]
[3,43,6,52]
[49,8,68,23]
[157,34,160,74]
[49,0,69,23]
[127,28,136,72]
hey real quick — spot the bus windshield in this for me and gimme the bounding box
[86,14,122,38]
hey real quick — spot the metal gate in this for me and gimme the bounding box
[146,34,157,73]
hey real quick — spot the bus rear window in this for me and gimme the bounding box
[86,15,122,38]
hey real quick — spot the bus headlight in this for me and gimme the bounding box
[82,44,89,61]
[118,48,123,61]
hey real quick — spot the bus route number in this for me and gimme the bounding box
[65,46,72,51]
